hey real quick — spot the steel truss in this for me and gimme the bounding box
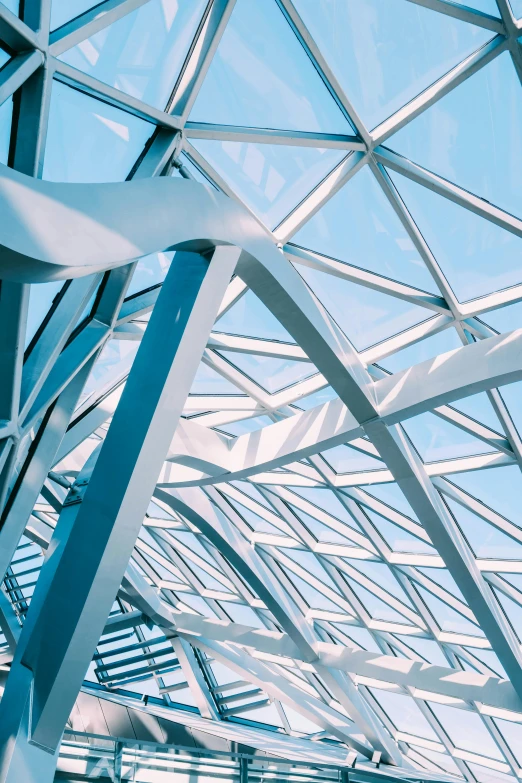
[1,1,522,782]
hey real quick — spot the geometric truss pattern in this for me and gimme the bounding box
[1,0,522,781]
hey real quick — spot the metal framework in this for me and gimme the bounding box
[1,0,522,781]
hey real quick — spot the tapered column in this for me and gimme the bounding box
[0,247,239,783]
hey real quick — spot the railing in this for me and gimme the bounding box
[57,730,402,783]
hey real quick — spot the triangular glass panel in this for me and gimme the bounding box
[403,411,496,463]
[43,81,154,182]
[366,509,436,555]
[391,52,522,219]
[0,48,9,69]
[296,263,431,351]
[430,703,504,758]
[0,94,13,165]
[25,282,65,349]
[80,340,139,407]
[217,350,317,394]
[189,362,244,396]
[292,0,492,131]
[215,289,295,342]
[59,0,208,110]
[347,581,415,624]
[449,465,522,528]
[51,0,98,30]
[379,326,461,374]
[349,560,416,606]
[291,166,436,291]
[416,585,484,636]
[190,0,351,133]
[445,496,522,560]
[290,486,360,528]
[362,482,420,522]
[394,635,449,667]
[294,385,337,410]
[369,689,439,739]
[389,168,522,302]
[482,299,522,334]
[321,444,383,473]
[190,138,344,229]
[417,566,467,603]
[290,573,345,612]
[290,506,363,545]
[451,392,504,433]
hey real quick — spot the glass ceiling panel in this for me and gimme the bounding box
[127,251,174,297]
[190,0,351,133]
[509,0,522,16]
[291,166,436,292]
[51,0,98,30]
[190,139,344,228]
[292,0,492,131]
[448,465,522,526]
[389,169,522,303]
[378,326,461,374]
[189,362,244,395]
[0,96,12,165]
[482,300,522,333]
[215,289,294,342]
[217,350,317,393]
[59,0,208,110]
[25,282,64,349]
[0,48,9,68]
[402,412,495,463]
[445,496,522,560]
[43,81,154,182]
[295,263,431,351]
[391,52,522,219]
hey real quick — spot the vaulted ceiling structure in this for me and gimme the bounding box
[1,1,522,782]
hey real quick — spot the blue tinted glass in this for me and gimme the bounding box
[295,263,430,350]
[0,96,12,164]
[445,496,522,559]
[0,49,9,68]
[391,52,522,218]
[220,415,273,436]
[191,0,350,133]
[390,169,522,302]
[191,139,344,228]
[127,251,174,296]
[2,0,19,14]
[449,465,522,524]
[509,0,522,16]
[292,167,435,291]
[452,392,503,432]
[215,289,294,342]
[190,362,243,395]
[51,0,97,30]
[218,351,317,393]
[361,482,420,521]
[379,327,461,373]
[321,444,382,473]
[483,300,522,333]
[80,340,139,405]
[292,0,492,131]
[367,509,435,554]
[59,0,207,110]
[430,704,504,757]
[25,282,64,348]
[43,81,154,182]
[403,412,494,463]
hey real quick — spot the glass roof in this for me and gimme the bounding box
[2,0,522,779]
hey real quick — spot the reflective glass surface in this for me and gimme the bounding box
[391,52,522,218]
[43,81,154,182]
[292,0,492,130]
[390,168,522,302]
[292,166,436,291]
[191,139,344,228]
[191,0,350,132]
[7,0,522,773]
[59,0,208,110]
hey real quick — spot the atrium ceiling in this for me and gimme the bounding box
[1,0,522,781]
